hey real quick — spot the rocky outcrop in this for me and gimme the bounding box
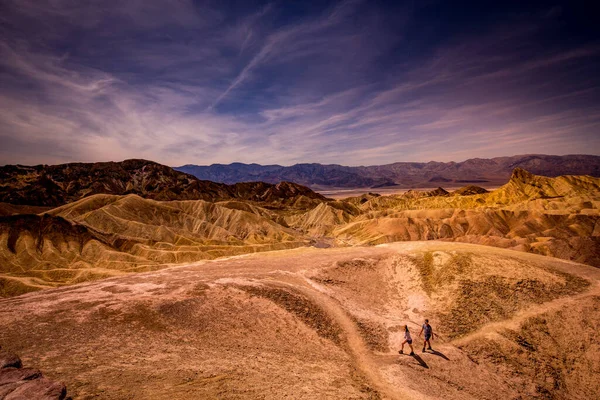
[230,181,327,206]
[0,353,21,370]
[0,350,69,399]
[403,187,449,199]
[452,185,488,196]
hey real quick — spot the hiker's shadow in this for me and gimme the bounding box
[411,354,429,369]
[429,349,450,360]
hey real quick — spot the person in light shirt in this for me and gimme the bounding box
[398,325,415,356]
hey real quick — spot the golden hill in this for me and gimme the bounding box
[1,242,598,399]
[0,195,310,296]
[1,168,598,297]
[338,169,600,266]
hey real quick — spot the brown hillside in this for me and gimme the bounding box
[0,159,327,207]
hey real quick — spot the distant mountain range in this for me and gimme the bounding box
[2,155,600,208]
[176,154,600,189]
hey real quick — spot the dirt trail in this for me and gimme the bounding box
[452,281,600,347]
[271,274,415,400]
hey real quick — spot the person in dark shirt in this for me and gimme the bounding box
[418,319,434,352]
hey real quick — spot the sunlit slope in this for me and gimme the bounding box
[50,194,301,246]
[359,168,600,211]
[0,213,143,296]
[1,243,598,399]
[0,194,310,296]
[286,202,358,236]
[335,169,600,265]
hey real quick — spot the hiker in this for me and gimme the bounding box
[398,325,415,356]
[419,319,434,352]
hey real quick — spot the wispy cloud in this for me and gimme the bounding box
[209,0,366,109]
[0,0,598,166]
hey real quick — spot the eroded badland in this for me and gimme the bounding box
[1,160,599,399]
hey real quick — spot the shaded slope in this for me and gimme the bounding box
[0,159,328,208]
[452,185,488,196]
[0,203,52,217]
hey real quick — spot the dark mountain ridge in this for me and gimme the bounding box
[176,154,600,188]
[0,159,326,207]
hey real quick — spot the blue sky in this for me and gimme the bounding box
[0,0,599,166]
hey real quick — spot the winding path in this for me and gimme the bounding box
[269,274,415,400]
[258,246,600,400]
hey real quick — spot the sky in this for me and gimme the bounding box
[0,0,599,167]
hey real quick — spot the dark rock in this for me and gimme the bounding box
[0,381,24,398]
[4,377,67,400]
[0,352,69,400]
[0,352,21,369]
[427,187,449,197]
[0,367,42,385]
[453,185,489,196]
[0,159,233,206]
